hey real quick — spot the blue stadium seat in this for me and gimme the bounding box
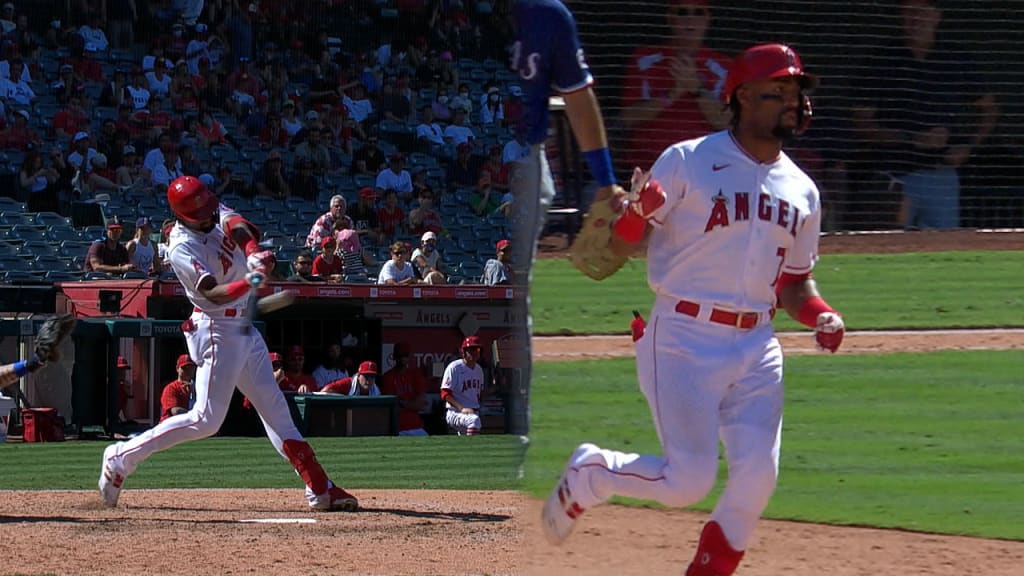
[45,270,81,283]
[49,227,82,242]
[83,271,114,281]
[3,270,44,284]
[18,241,58,257]
[35,255,70,272]
[458,261,484,282]
[122,270,150,280]
[36,212,73,228]
[0,197,25,212]
[10,225,48,242]
[0,256,32,271]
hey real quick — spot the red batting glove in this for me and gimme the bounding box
[626,168,666,220]
[246,250,276,275]
[815,312,845,353]
[630,312,646,342]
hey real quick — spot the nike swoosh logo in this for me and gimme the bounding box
[712,164,731,172]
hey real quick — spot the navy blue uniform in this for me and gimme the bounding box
[511,0,594,144]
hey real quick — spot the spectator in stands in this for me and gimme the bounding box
[313,343,349,390]
[329,110,360,156]
[349,187,382,244]
[106,0,137,49]
[483,239,514,286]
[150,147,183,188]
[95,120,119,159]
[411,168,434,200]
[0,58,34,106]
[502,132,530,166]
[336,228,370,280]
[126,217,158,275]
[322,361,380,396]
[378,240,419,285]
[67,131,98,178]
[126,68,151,110]
[259,110,290,149]
[449,83,473,115]
[443,108,476,148]
[75,43,106,83]
[850,0,998,230]
[0,2,15,34]
[416,105,445,152]
[295,123,332,175]
[52,64,85,105]
[280,100,303,138]
[267,352,287,389]
[313,236,344,282]
[77,13,109,52]
[377,188,406,240]
[379,343,429,436]
[159,354,196,422]
[83,153,119,195]
[380,79,412,123]
[306,194,351,248]
[619,0,730,170]
[178,144,201,178]
[341,81,373,125]
[155,218,175,275]
[375,153,412,197]
[447,142,478,190]
[480,145,510,192]
[254,149,290,198]
[85,220,134,273]
[227,56,260,115]
[186,24,212,75]
[142,131,180,181]
[115,145,145,188]
[99,67,128,108]
[288,157,319,202]
[140,95,173,138]
[1,109,40,149]
[196,110,231,148]
[19,149,61,212]
[431,86,453,122]
[471,171,503,217]
[280,346,318,393]
[409,187,443,235]
[415,50,445,90]
[503,85,523,129]
[286,249,323,282]
[145,59,173,99]
[352,133,386,175]
[411,231,446,284]
[52,93,89,138]
[480,86,504,125]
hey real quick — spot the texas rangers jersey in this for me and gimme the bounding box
[511,0,593,145]
[165,204,250,313]
[645,130,821,312]
[441,359,484,411]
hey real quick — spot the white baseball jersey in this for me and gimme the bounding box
[441,359,484,410]
[645,130,821,312]
[165,204,249,314]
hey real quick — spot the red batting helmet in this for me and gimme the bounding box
[461,336,482,351]
[167,175,219,223]
[722,43,817,105]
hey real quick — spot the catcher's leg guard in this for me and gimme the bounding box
[685,521,745,576]
[282,439,330,496]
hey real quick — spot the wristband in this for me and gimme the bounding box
[797,296,834,329]
[613,209,647,243]
[224,279,251,300]
[13,360,29,377]
[584,147,616,188]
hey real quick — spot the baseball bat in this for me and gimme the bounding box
[242,240,277,335]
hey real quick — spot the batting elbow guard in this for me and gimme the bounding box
[223,214,262,254]
[613,209,647,243]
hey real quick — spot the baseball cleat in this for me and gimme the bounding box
[541,443,601,545]
[98,443,126,507]
[309,485,359,511]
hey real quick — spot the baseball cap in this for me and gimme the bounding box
[123,144,136,155]
[15,109,29,121]
[116,356,130,368]
[497,239,511,251]
[283,99,295,108]
[195,23,208,33]
[357,360,378,375]
[135,217,152,229]
[73,131,89,142]
[107,219,123,230]
[269,352,284,364]
[509,85,522,97]
[421,231,437,243]
[198,173,215,187]
[320,235,336,249]
[487,86,500,95]
[359,186,376,199]
[176,354,196,369]
[305,110,319,121]
[286,345,305,358]
[59,63,73,73]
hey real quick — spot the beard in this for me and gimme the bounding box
[771,109,800,141]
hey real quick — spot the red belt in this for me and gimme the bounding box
[194,307,245,317]
[674,299,774,330]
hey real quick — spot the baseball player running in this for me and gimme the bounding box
[542,44,845,576]
[98,175,358,512]
[440,336,487,436]
[509,0,625,434]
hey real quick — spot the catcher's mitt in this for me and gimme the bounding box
[34,314,76,363]
[569,191,629,280]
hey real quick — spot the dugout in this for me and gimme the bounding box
[55,280,529,436]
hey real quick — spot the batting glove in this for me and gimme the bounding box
[815,312,845,353]
[624,167,666,221]
[246,250,276,274]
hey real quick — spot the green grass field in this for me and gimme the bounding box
[531,251,1024,334]
[524,352,1024,540]
[0,436,526,491]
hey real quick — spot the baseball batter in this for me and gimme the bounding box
[509,0,625,435]
[98,175,358,512]
[542,44,846,576]
[440,336,486,436]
